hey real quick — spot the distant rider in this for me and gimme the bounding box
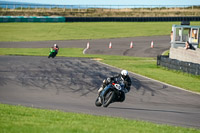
[98,70,132,102]
[48,44,59,58]
[53,44,59,54]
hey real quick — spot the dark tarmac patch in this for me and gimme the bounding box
[0,56,118,96]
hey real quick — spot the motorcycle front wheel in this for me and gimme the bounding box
[102,90,115,108]
[95,96,102,107]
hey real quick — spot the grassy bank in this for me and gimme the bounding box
[0,48,199,93]
[1,7,200,17]
[0,22,199,42]
[0,104,199,133]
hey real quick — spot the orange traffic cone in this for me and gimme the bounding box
[151,41,154,48]
[86,42,90,49]
[130,41,133,48]
[109,42,112,48]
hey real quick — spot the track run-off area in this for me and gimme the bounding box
[0,36,200,128]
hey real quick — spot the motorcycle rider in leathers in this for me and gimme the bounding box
[48,44,59,58]
[98,70,132,102]
[53,44,59,55]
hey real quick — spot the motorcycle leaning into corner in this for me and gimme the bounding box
[95,78,127,108]
[48,48,57,58]
[48,44,59,58]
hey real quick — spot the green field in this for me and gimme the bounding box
[0,22,200,132]
[1,104,200,133]
[0,22,199,42]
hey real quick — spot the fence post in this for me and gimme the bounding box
[157,55,161,66]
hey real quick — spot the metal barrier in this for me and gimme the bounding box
[65,17,200,22]
[0,16,65,22]
[157,55,200,75]
[0,16,200,23]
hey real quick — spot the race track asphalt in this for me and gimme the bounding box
[0,36,200,128]
[0,36,170,57]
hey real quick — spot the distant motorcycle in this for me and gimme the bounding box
[95,78,126,107]
[48,48,58,58]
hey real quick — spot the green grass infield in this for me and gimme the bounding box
[0,104,200,133]
[0,22,199,42]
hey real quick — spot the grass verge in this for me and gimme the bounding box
[0,22,199,42]
[0,48,199,93]
[0,104,199,133]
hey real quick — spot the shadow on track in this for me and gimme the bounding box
[0,56,121,96]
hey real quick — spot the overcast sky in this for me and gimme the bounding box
[2,0,200,5]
